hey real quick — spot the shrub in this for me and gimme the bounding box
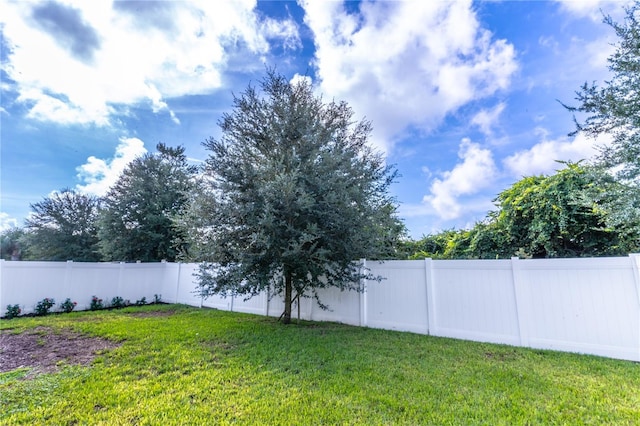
[35,298,55,316]
[154,294,162,304]
[5,304,21,319]
[111,296,126,309]
[90,296,104,311]
[135,297,147,306]
[60,298,77,313]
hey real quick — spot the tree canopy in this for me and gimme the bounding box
[566,2,640,183]
[404,163,637,259]
[22,189,102,261]
[98,143,196,262]
[1,227,28,261]
[563,2,640,248]
[185,70,404,323]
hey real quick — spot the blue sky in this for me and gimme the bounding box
[0,0,629,238]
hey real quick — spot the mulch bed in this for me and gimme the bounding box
[0,326,120,374]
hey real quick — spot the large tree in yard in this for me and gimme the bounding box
[98,143,196,262]
[189,70,404,324]
[23,189,102,261]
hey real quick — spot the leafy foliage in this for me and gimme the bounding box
[22,190,102,261]
[0,227,27,260]
[490,163,629,257]
[566,2,640,183]
[98,143,196,262]
[183,70,404,323]
[110,296,126,309]
[405,163,638,259]
[34,298,55,316]
[59,298,77,313]
[89,296,104,311]
[4,304,21,319]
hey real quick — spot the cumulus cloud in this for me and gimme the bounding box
[503,131,611,177]
[0,212,19,232]
[471,102,506,138]
[423,139,497,220]
[76,137,147,196]
[300,0,517,153]
[555,0,632,20]
[1,0,300,127]
[31,1,102,64]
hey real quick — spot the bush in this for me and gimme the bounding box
[90,296,104,311]
[60,298,77,313]
[35,298,55,316]
[154,294,162,304]
[5,304,21,319]
[135,297,147,306]
[111,296,126,309]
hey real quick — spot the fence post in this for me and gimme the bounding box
[630,254,640,304]
[0,259,5,311]
[359,258,367,327]
[174,262,181,305]
[64,260,73,301]
[117,262,125,298]
[511,256,530,348]
[424,258,434,335]
[629,254,640,361]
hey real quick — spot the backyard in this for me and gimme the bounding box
[1,304,639,424]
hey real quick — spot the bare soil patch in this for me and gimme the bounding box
[0,326,120,374]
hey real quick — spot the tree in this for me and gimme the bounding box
[23,189,102,261]
[1,227,28,260]
[488,162,632,258]
[186,70,404,324]
[99,143,196,262]
[565,2,640,246]
[566,2,640,183]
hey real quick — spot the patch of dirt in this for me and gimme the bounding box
[0,326,120,375]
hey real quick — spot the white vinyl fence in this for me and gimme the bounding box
[1,255,639,362]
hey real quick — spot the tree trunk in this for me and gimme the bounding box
[283,269,293,324]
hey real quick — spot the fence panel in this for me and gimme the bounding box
[117,263,166,304]
[172,263,203,307]
[430,259,521,345]
[309,285,361,326]
[65,262,122,310]
[1,261,68,314]
[516,257,640,361]
[366,260,429,333]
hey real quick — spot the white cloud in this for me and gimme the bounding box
[0,212,19,232]
[300,0,517,153]
[556,0,631,21]
[471,102,506,138]
[423,139,497,220]
[76,137,147,196]
[261,16,301,51]
[0,0,300,127]
[503,131,612,177]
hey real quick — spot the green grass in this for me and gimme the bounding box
[1,305,640,425]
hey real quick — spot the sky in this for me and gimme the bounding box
[0,0,631,238]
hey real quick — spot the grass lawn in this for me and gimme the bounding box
[1,304,639,425]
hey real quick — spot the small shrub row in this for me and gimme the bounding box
[4,297,72,319]
[89,294,161,311]
[3,294,161,319]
